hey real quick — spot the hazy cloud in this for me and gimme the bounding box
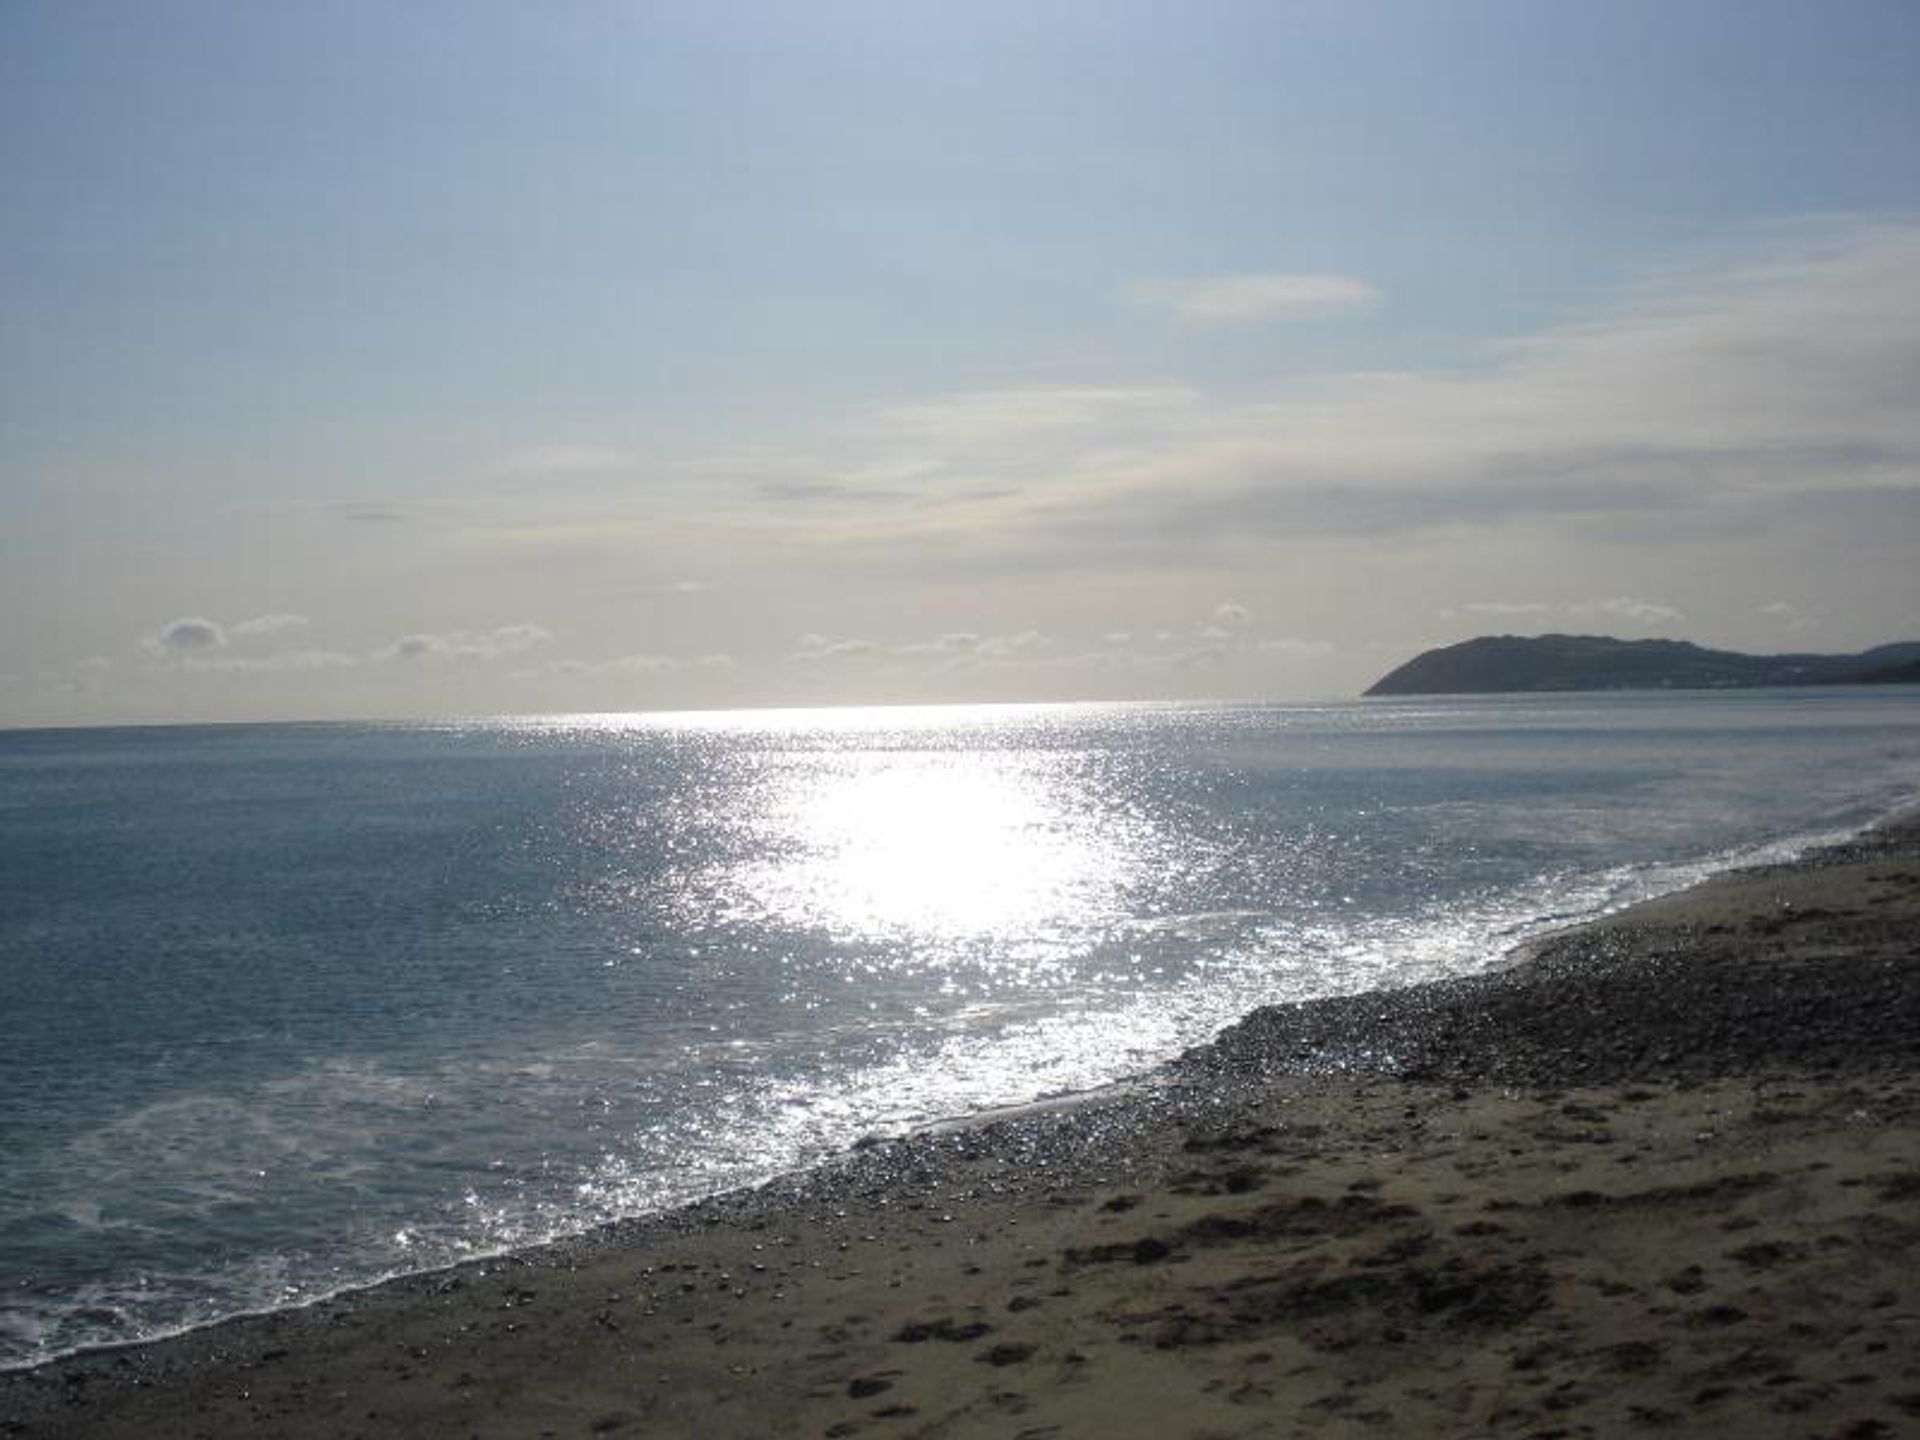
[1130,272,1380,324]
[1445,597,1682,628]
[1757,600,1825,633]
[787,631,1053,668]
[514,650,737,682]
[495,445,634,479]
[1257,638,1335,657]
[178,649,361,675]
[882,386,1198,445]
[230,612,310,637]
[383,625,553,662]
[787,635,879,664]
[1458,601,1555,618]
[789,221,1920,571]
[1579,597,1683,625]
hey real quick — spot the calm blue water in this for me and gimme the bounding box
[2,692,1916,1368]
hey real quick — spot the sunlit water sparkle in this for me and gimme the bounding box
[1,692,1916,1368]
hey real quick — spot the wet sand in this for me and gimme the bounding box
[5,819,1917,1438]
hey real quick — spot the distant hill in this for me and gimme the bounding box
[1364,635,1920,696]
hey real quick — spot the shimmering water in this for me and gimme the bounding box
[2,691,1916,1368]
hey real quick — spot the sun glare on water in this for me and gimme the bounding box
[743,749,1125,955]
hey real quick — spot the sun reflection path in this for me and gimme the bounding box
[743,751,1128,957]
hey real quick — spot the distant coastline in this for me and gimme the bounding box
[1365,633,1920,696]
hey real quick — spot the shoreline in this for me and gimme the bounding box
[0,810,1882,1377]
[4,817,1917,1437]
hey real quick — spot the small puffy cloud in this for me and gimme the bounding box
[147,617,227,653]
[1213,602,1252,629]
[230,612,310,637]
[1130,272,1380,324]
[146,613,321,664]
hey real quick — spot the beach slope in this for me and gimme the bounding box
[6,822,1918,1439]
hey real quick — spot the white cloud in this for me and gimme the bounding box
[1130,272,1380,324]
[1213,602,1252,628]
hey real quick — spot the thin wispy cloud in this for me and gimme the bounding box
[382,626,554,663]
[229,613,310,637]
[788,222,1920,566]
[1129,272,1381,324]
[175,649,361,675]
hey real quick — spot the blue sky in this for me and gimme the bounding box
[3,1,1917,723]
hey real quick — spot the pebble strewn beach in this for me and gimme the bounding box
[6,819,1917,1439]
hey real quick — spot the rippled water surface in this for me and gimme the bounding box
[2,691,1916,1366]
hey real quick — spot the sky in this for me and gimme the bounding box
[2,0,1917,725]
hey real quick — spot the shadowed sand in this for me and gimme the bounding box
[5,820,1917,1439]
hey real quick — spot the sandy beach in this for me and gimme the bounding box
[5,819,1917,1439]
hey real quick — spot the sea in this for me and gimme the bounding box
[2,689,1916,1370]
